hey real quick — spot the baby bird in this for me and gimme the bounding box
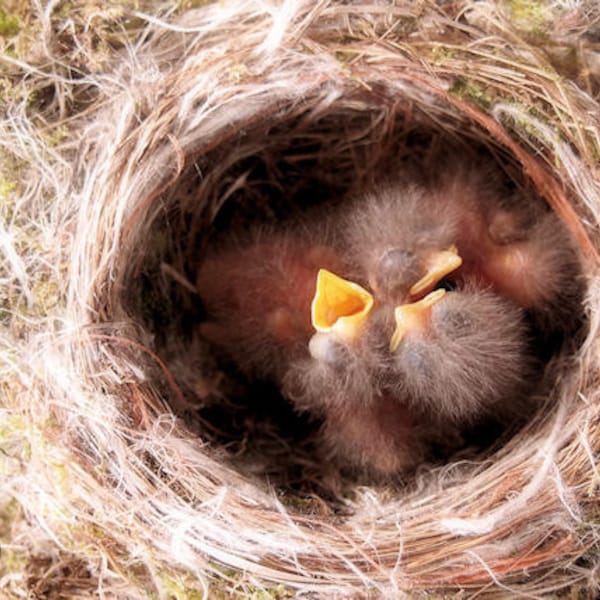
[338,181,463,307]
[280,269,427,476]
[431,164,584,337]
[196,227,343,381]
[383,285,532,425]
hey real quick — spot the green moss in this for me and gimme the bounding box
[507,0,550,38]
[430,45,457,65]
[333,49,359,69]
[0,497,19,539]
[31,278,61,315]
[210,583,293,600]
[204,564,295,599]
[55,2,73,19]
[0,7,20,38]
[448,77,495,110]
[0,415,31,465]
[248,585,293,600]
[158,571,206,600]
[177,0,217,9]
[0,545,28,580]
[46,124,69,147]
[0,177,16,200]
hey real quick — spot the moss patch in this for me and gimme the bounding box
[507,0,551,39]
[0,7,20,38]
[449,76,496,109]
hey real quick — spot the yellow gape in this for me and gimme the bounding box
[390,289,447,352]
[409,244,463,296]
[311,269,373,341]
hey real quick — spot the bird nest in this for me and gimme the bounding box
[6,1,600,597]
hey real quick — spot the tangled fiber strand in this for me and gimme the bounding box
[2,0,600,597]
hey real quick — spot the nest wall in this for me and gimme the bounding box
[3,1,600,597]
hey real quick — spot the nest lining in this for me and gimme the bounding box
[6,0,600,597]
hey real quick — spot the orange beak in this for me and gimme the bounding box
[311,269,374,341]
[390,288,446,352]
[409,245,463,297]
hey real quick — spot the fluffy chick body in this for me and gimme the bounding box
[383,286,532,425]
[284,283,531,476]
[197,229,343,380]
[433,165,583,334]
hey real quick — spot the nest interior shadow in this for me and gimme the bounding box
[116,83,587,499]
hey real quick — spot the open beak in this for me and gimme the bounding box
[311,269,374,341]
[409,245,462,297]
[390,288,446,352]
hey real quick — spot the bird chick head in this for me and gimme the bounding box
[311,269,374,341]
[370,245,463,303]
[390,289,447,352]
[370,248,421,301]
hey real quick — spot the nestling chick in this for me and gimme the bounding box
[338,181,463,306]
[281,272,427,476]
[196,228,344,381]
[432,164,583,336]
[383,284,532,425]
[319,393,427,478]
